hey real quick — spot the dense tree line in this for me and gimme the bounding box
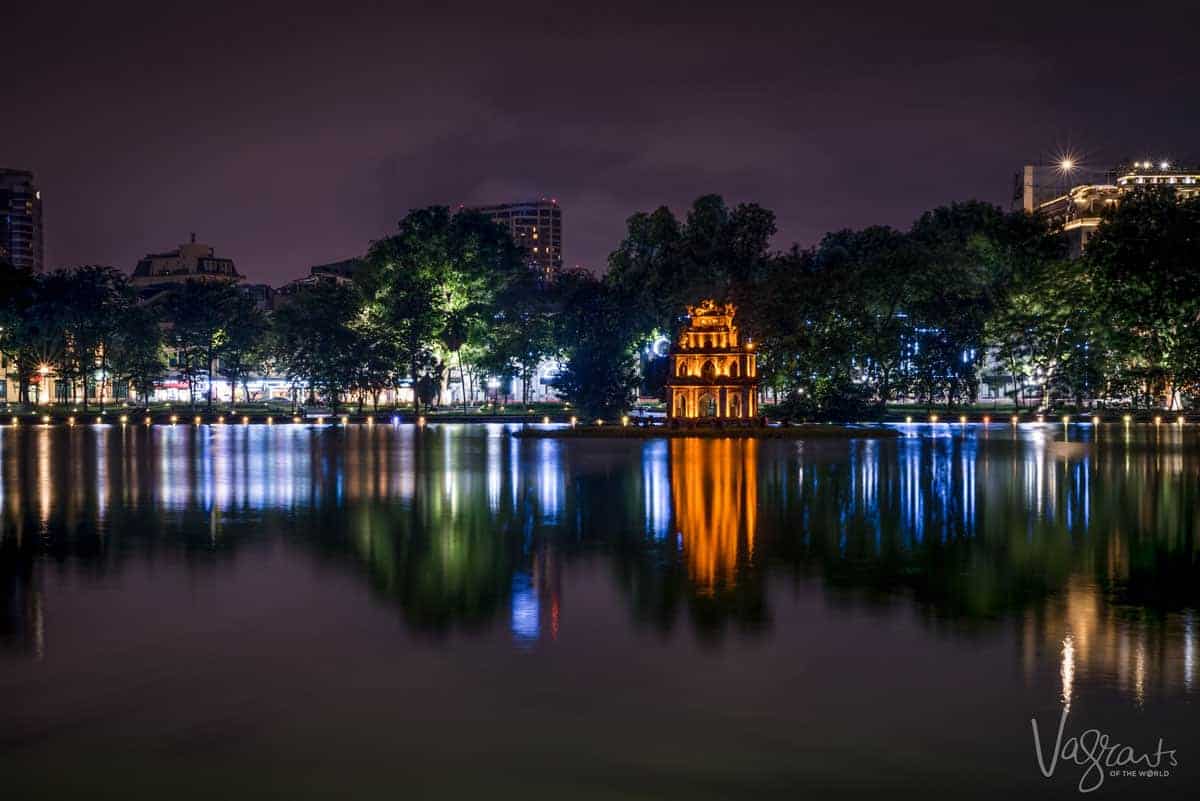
[0,209,559,414]
[597,190,1200,418]
[3,191,1198,418]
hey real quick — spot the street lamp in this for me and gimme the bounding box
[1052,153,1080,195]
[35,363,49,406]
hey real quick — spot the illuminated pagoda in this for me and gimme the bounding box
[666,300,759,421]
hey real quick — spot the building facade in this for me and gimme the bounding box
[275,257,363,306]
[1022,160,1200,257]
[964,156,1200,407]
[470,199,563,278]
[666,300,759,420]
[131,234,242,296]
[0,168,44,272]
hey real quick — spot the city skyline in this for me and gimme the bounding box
[7,149,1193,287]
[5,1,1198,283]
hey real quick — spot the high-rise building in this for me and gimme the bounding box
[0,168,44,272]
[1018,159,1200,257]
[470,199,563,278]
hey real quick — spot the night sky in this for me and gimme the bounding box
[6,1,1198,283]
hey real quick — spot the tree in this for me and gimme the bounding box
[40,266,133,411]
[272,282,360,410]
[167,281,241,410]
[906,201,1062,408]
[478,266,558,406]
[553,271,640,418]
[1086,190,1200,408]
[0,262,48,406]
[218,292,270,405]
[985,257,1098,409]
[605,195,777,344]
[349,315,398,412]
[752,245,863,414]
[111,305,165,405]
[359,207,527,415]
[361,232,443,414]
[440,310,472,411]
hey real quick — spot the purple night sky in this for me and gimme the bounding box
[5,1,1198,283]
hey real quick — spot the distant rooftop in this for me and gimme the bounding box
[131,233,241,286]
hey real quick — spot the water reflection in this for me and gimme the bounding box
[1,424,1198,709]
[670,439,757,595]
[0,556,42,660]
[1024,579,1198,709]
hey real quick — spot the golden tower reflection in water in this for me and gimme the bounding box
[668,438,757,594]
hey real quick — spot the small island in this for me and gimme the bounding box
[515,302,899,439]
[513,423,899,440]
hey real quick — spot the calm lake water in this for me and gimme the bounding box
[1,422,1197,799]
